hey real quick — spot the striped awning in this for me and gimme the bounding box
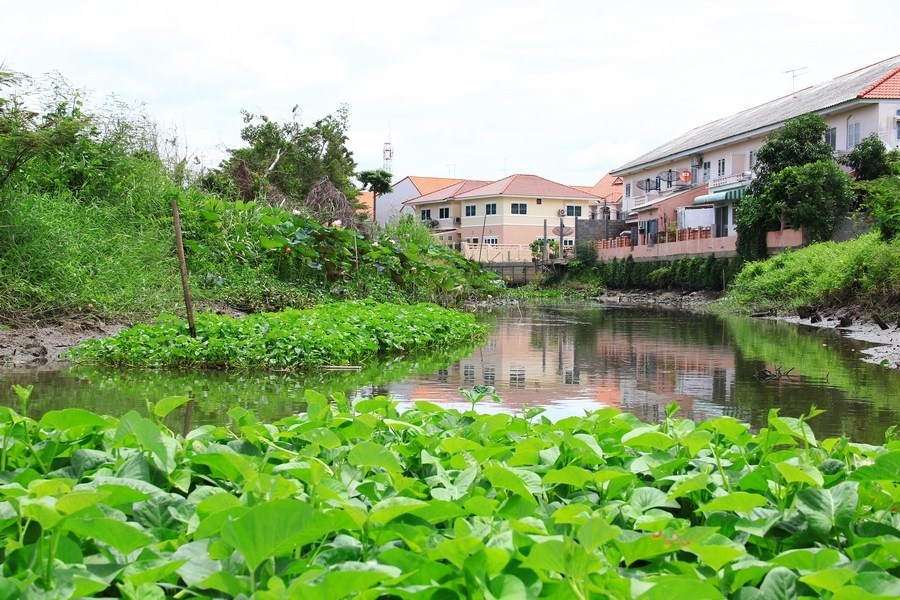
[694,188,744,205]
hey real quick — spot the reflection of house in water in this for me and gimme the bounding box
[391,308,745,423]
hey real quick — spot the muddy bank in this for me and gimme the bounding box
[0,318,130,370]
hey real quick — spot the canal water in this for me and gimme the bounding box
[2,304,898,444]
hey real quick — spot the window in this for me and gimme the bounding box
[438,207,449,219]
[511,203,527,215]
[848,122,861,149]
[509,366,525,388]
[717,158,726,177]
[483,236,498,245]
[896,109,900,139]
[463,364,475,384]
[702,161,711,182]
[420,209,431,220]
[749,150,756,170]
[566,205,582,217]
[825,127,837,150]
[625,183,632,198]
[562,238,574,247]
[536,198,542,205]
[465,205,476,217]
[485,203,497,215]
[482,366,495,385]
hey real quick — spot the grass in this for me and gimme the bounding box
[714,233,900,317]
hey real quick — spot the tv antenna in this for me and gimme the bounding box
[784,67,809,96]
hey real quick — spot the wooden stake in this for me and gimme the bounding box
[171,199,196,338]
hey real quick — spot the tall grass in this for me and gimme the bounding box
[719,233,900,315]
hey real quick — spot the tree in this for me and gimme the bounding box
[356,169,393,222]
[0,69,87,192]
[737,113,838,261]
[204,105,358,207]
[841,133,893,181]
[760,160,853,243]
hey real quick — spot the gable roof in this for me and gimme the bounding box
[407,176,464,195]
[612,54,900,175]
[588,172,624,204]
[404,179,492,205]
[455,174,600,200]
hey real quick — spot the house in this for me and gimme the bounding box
[604,54,900,261]
[404,174,600,259]
[371,175,463,224]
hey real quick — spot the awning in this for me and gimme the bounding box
[694,188,744,205]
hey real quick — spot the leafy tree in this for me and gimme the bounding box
[737,113,837,261]
[0,69,87,192]
[760,160,853,243]
[863,175,900,241]
[356,168,393,221]
[206,105,357,205]
[841,133,893,181]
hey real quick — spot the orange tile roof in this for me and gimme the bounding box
[456,174,600,200]
[859,66,900,98]
[355,190,374,218]
[408,176,465,196]
[404,179,492,205]
[571,185,594,193]
[588,172,624,204]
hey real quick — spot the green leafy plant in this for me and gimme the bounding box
[0,390,897,597]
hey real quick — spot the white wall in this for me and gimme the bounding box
[375,178,420,224]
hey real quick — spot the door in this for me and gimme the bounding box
[715,205,730,238]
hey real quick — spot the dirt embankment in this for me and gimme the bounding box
[0,318,130,370]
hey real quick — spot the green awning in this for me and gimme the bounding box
[694,188,744,205]
[693,191,728,205]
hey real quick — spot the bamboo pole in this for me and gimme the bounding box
[171,199,196,338]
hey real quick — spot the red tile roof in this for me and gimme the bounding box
[404,180,492,204]
[588,172,624,204]
[456,174,600,200]
[407,176,464,195]
[859,66,900,98]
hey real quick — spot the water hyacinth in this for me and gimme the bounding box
[66,301,485,370]
[0,391,897,598]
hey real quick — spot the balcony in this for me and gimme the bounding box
[709,172,753,191]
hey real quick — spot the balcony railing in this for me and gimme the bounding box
[710,172,753,191]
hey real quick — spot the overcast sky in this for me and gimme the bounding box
[4,0,898,186]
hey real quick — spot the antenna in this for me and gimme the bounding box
[382,141,393,174]
[783,67,809,96]
[446,163,456,177]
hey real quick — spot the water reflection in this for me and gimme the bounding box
[2,304,897,444]
[380,304,899,444]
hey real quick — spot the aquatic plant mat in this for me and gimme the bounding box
[67,301,484,369]
[1,388,898,598]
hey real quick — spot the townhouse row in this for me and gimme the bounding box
[369,54,900,263]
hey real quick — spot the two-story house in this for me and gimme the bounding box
[405,174,600,257]
[604,54,900,261]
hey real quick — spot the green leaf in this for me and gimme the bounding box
[64,517,155,554]
[637,575,725,599]
[774,461,824,487]
[850,451,900,482]
[697,492,769,515]
[759,567,799,600]
[542,466,593,488]
[346,441,403,472]
[800,568,858,593]
[484,463,539,505]
[795,481,859,537]
[622,428,675,450]
[369,497,429,525]
[299,427,342,449]
[152,396,191,420]
[667,473,709,500]
[40,409,111,436]
[221,499,336,571]
[490,574,528,600]
[688,544,746,571]
[615,531,678,566]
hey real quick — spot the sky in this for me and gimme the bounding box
[3,0,899,187]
